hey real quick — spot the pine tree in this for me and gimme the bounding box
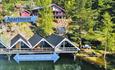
[102,12,114,70]
[36,0,54,36]
[64,0,76,18]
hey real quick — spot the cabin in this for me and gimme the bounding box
[9,34,31,49]
[30,4,65,17]
[20,10,31,16]
[46,35,80,53]
[51,4,65,19]
[51,4,70,33]
[28,4,65,18]
[28,34,54,52]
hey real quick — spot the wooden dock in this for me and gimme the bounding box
[0,47,79,54]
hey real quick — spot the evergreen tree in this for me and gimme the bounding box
[64,0,76,18]
[36,0,54,36]
[102,12,114,70]
[102,12,114,51]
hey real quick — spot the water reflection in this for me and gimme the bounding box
[55,63,81,70]
[0,61,81,70]
[0,55,102,70]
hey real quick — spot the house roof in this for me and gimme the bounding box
[51,4,65,12]
[46,34,80,50]
[21,10,30,14]
[20,10,31,16]
[10,34,29,47]
[32,7,43,11]
[46,34,65,46]
[28,34,43,47]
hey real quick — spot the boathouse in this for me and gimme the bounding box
[46,35,80,53]
[9,34,31,49]
[29,34,54,52]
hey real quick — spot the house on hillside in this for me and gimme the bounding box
[30,4,65,18]
[50,4,71,35]
[51,4,65,19]
[20,10,31,16]
[17,3,70,35]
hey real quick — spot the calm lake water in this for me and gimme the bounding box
[0,54,103,70]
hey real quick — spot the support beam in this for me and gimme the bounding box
[73,54,76,61]
[16,43,21,49]
[6,54,11,62]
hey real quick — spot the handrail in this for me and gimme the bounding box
[59,47,78,51]
[0,47,79,54]
[0,47,78,51]
[0,48,54,52]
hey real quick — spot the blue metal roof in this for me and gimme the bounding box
[46,34,65,46]
[28,34,43,47]
[10,34,30,47]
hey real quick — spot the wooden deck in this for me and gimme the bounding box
[0,47,79,54]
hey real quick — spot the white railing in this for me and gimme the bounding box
[59,47,78,51]
[0,47,79,54]
[0,48,54,54]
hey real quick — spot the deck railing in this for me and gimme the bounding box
[0,47,79,54]
[59,47,79,51]
[0,48,54,54]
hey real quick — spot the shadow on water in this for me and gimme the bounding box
[106,54,115,70]
[0,54,103,70]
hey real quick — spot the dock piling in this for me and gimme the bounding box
[74,54,76,61]
[7,54,11,62]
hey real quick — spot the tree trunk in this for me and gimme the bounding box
[104,34,108,70]
[104,44,107,70]
[79,19,82,48]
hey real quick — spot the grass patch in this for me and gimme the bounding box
[76,49,105,66]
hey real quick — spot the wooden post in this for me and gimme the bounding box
[7,54,11,62]
[16,43,20,49]
[73,54,76,61]
[63,41,65,50]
